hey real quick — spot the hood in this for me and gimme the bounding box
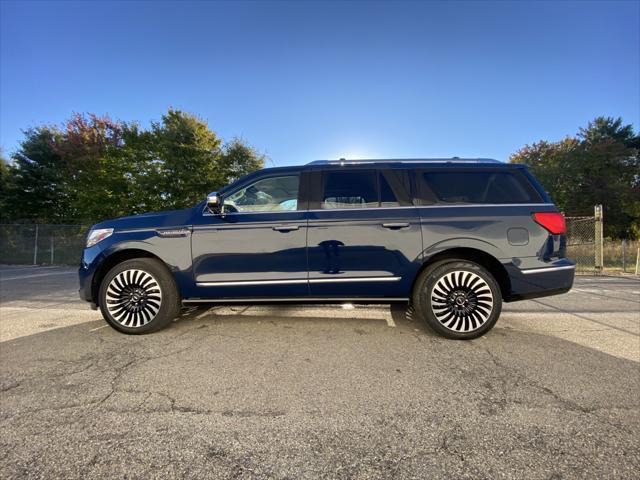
[91,207,196,231]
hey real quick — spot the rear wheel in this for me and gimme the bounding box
[412,260,502,339]
[99,258,181,334]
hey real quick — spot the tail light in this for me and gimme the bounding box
[533,212,566,235]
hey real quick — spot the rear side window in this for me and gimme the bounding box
[322,171,378,209]
[421,170,542,204]
[318,170,410,209]
[379,173,400,207]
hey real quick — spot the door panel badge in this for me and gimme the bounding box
[156,227,191,237]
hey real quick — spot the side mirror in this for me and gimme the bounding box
[206,192,220,213]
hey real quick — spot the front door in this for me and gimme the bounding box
[306,168,422,299]
[191,171,308,298]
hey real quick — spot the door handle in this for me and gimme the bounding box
[272,225,300,232]
[381,222,410,229]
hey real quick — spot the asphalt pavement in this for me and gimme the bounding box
[1,265,639,479]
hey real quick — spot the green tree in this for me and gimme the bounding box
[0,151,10,217]
[51,113,133,222]
[116,124,160,214]
[2,127,71,222]
[219,138,266,184]
[511,117,640,238]
[150,109,224,210]
[2,109,266,223]
[509,137,579,211]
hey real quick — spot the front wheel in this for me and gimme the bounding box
[412,260,502,339]
[99,258,181,334]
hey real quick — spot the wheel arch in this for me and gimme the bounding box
[413,247,511,299]
[92,248,169,306]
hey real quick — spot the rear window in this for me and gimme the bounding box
[422,170,542,204]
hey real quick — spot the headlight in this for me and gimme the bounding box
[86,228,114,248]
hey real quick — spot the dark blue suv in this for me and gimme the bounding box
[79,159,575,339]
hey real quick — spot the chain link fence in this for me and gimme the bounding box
[565,205,639,275]
[0,224,88,266]
[602,239,639,274]
[565,215,597,274]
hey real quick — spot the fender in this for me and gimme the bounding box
[87,229,194,300]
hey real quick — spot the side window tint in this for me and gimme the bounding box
[379,172,400,207]
[322,171,378,209]
[225,175,299,212]
[423,171,540,204]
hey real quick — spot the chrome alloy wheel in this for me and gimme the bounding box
[430,270,494,333]
[105,269,163,327]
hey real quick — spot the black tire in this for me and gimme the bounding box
[98,258,181,334]
[412,260,502,340]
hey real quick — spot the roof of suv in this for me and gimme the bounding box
[217,158,532,197]
[307,158,502,166]
[230,159,519,185]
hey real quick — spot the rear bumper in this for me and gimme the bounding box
[505,259,575,301]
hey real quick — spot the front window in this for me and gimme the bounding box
[223,175,299,213]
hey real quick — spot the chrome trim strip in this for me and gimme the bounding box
[196,276,401,287]
[197,279,308,287]
[116,227,160,234]
[413,203,554,209]
[183,297,410,304]
[201,203,555,217]
[310,276,400,283]
[521,265,576,275]
[202,209,304,217]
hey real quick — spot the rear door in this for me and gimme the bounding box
[306,167,422,299]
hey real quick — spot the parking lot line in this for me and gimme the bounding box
[571,287,640,304]
[89,324,109,332]
[386,316,396,327]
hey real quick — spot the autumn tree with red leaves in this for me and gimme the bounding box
[2,109,265,223]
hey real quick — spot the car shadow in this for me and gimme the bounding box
[174,302,439,336]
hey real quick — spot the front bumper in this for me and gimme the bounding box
[78,244,106,308]
[78,267,95,303]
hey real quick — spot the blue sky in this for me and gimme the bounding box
[1,0,638,166]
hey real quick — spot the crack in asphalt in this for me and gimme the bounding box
[473,344,636,436]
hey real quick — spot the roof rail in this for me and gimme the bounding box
[307,158,501,165]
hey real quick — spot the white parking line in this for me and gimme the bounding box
[89,324,109,332]
[386,316,396,327]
